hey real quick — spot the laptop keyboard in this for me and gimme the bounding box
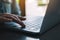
[22,16,44,33]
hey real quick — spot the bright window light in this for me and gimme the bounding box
[16,0,19,3]
[26,0,50,17]
[43,0,49,4]
[38,0,49,6]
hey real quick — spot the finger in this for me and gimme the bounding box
[2,14,19,21]
[16,20,25,28]
[3,18,13,22]
[2,14,18,21]
[10,14,26,27]
[9,14,26,27]
[19,17,26,21]
[0,16,13,22]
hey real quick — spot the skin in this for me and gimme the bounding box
[0,13,26,27]
[0,0,26,27]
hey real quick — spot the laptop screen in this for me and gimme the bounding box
[40,0,60,34]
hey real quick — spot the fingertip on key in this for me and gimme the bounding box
[21,24,26,28]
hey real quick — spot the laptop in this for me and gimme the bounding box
[0,0,60,38]
[18,0,60,36]
[22,16,44,33]
[11,0,60,37]
[3,16,44,35]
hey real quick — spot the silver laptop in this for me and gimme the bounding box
[1,0,59,37]
[19,0,60,35]
[22,16,44,33]
[4,16,44,33]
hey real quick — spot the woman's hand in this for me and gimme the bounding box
[0,14,26,27]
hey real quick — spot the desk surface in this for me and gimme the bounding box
[0,16,42,40]
[0,30,39,40]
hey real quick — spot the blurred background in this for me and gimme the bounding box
[17,0,49,17]
[26,0,49,17]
